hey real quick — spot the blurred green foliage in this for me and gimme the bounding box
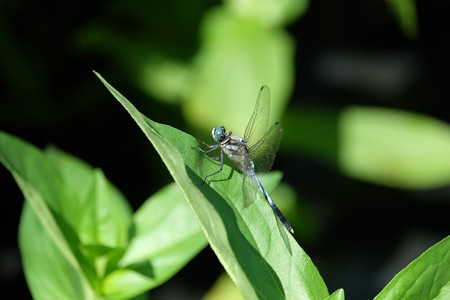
[339,107,450,189]
[284,104,450,189]
[386,0,418,39]
[0,131,206,299]
[2,0,450,298]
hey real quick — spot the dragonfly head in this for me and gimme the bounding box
[212,126,226,142]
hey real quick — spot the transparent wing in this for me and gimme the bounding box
[242,175,261,207]
[244,85,270,149]
[249,122,283,173]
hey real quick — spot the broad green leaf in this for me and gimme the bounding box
[184,8,294,133]
[95,71,329,299]
[224,0,309,27]
[340,106,450,189]
[19,202,95,300]
[375,235,450,299]
[284,105,450,189]
[46,146,133,249]
[137,1,300,108]
[1,133,207,299]
[433,282,450,300]
[45,146,207,298]
[325,289,345,300]
[0,131,95,299]
[102,183,207,299]
[78,169,132,248]
[45,146,96,194]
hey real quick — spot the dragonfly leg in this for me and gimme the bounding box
[194,146,220,162]
[192,141,224,184]
[194,139,216,150]
[192,141,219,155]
[201,149,224,184]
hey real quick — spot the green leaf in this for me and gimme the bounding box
[0,132,207,299]
[0,131,96,299]
[339,106,450,189]
[433,282,450,300]
[95,71,329,299]
[46,147,133,249]
[45,146,207,298]
[284,105,450,189]
[102,183,207,299]
[375,235,450,299]
[185,8,295,133]
[19,202,96,300]
[325,289,345,300]
[224,0,309,27]
[45,146,96,195]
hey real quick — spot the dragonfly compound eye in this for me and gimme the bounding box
[212,126,226,142]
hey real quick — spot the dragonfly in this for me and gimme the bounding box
[193,85,294,235]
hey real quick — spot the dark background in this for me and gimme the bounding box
[1,0,449,299]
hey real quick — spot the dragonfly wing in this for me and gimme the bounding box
[250,122,283,173]
[242,175,260,207]
[244,85,270,148]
